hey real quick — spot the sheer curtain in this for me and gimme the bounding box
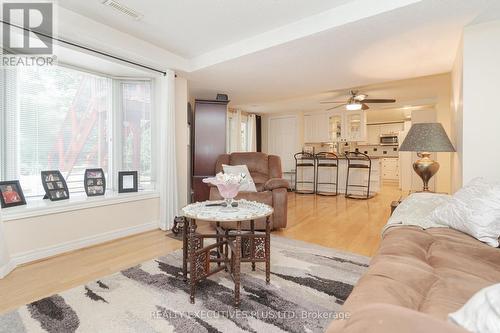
[157,70,178,230]
[248,114,257,152]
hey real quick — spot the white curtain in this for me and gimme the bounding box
[157,70,179,231]
[0,220,14,278]
[248,114,257,152]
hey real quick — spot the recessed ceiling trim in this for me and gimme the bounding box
[190,0,423,71]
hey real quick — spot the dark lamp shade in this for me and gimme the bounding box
[399,123,455,152]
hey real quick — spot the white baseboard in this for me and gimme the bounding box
[11,221,160,267]
[0,260,16,279]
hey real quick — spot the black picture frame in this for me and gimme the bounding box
[118,171,138,193]
[0,180,27,208]
[41,170,70,201]
[84,168,106,197]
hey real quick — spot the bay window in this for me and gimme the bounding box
[0,64,155,198]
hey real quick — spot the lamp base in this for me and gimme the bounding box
[413,152,439,192]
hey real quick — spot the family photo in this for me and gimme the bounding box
[0,181,26,208]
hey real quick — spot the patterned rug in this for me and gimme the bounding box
[0,236,369,333]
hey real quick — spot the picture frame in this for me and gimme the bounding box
[118,171,138,193]
[41,170,70,201]
[0,180,27,208]
[84,168,106,197]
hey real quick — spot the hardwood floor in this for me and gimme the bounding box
[276,182,401,256]
[0,183,400,314]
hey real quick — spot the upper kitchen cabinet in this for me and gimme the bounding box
[367,124,381,145]
[328,110,367,142]
[304,110,367,143]
[380,122,404,134]
[304,112,330,143]
[344,111,367,142]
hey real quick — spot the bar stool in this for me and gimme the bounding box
[294,152,316,194]
[314,152,339,196]
[345,151,373,199]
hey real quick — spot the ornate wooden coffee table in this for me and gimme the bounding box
[181,200,273,307]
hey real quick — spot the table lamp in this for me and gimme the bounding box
[399,123,455,192]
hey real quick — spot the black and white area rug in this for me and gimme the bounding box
[0,236,369,333]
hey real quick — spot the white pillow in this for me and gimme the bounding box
[387,192,452,228]
[428,178,500,247]
[222,164,257,192]
[449,283,500,333]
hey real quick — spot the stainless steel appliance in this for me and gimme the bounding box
[380,134,399,145]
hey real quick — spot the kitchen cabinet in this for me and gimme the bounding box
[367,124,381,145]
[304,110,367,143]
[328,110,367,142]
[382,157,399,181]
[380,122,404,135]
[304,113,329,143]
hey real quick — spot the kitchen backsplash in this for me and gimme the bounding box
[306,143,399,157]
[356,144,399,157]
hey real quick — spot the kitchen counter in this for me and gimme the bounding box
[295,158,381,196]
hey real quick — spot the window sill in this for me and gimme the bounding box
[0,191,160,222]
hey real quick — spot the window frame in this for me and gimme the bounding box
[0,63,156,198]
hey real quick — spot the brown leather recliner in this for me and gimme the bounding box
[209,152,289,230]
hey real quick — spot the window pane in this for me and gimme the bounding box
[121,81,152,186]
[8,66,112,196]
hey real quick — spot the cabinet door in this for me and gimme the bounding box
[381,123,404,134]
[345,111,367,142]
[304,115,315,143]
[317,113,330,142]
[367,125,381,145]
[328,112,344,142]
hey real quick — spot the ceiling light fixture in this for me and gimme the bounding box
[346,102,362,111]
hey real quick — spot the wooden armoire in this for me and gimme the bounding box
[191,99,229,202]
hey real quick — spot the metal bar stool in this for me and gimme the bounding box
[314,152,339,196]
[345,151,373,199]
[294,152,316,194]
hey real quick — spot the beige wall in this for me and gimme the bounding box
[461,20,500,184]
[175,77,190,207]
[3,198,159,264]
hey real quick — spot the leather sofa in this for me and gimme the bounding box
[209,152,289,230]
[327,226,500,333]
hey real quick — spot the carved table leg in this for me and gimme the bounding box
[234,221,242,307]
[224,229,229,272]
[189,219,198,304]
[182,218,188,282]
[216,222,222,267]
[265,216,271,284]
[251,219,256,271]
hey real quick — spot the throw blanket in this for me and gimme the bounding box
[382,192,452,237]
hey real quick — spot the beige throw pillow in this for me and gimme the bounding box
[222,164,257,192]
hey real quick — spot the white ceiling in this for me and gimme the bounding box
[58,0,355,58]
[57,0,500,112]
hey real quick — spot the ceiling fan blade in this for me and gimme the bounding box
[320,101,347,104]
[326,104,347,111]
[353,94,367,101]
[362,103,369,110]
[361,99,396,103]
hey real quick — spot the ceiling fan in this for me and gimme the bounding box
[321,90,396,111]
